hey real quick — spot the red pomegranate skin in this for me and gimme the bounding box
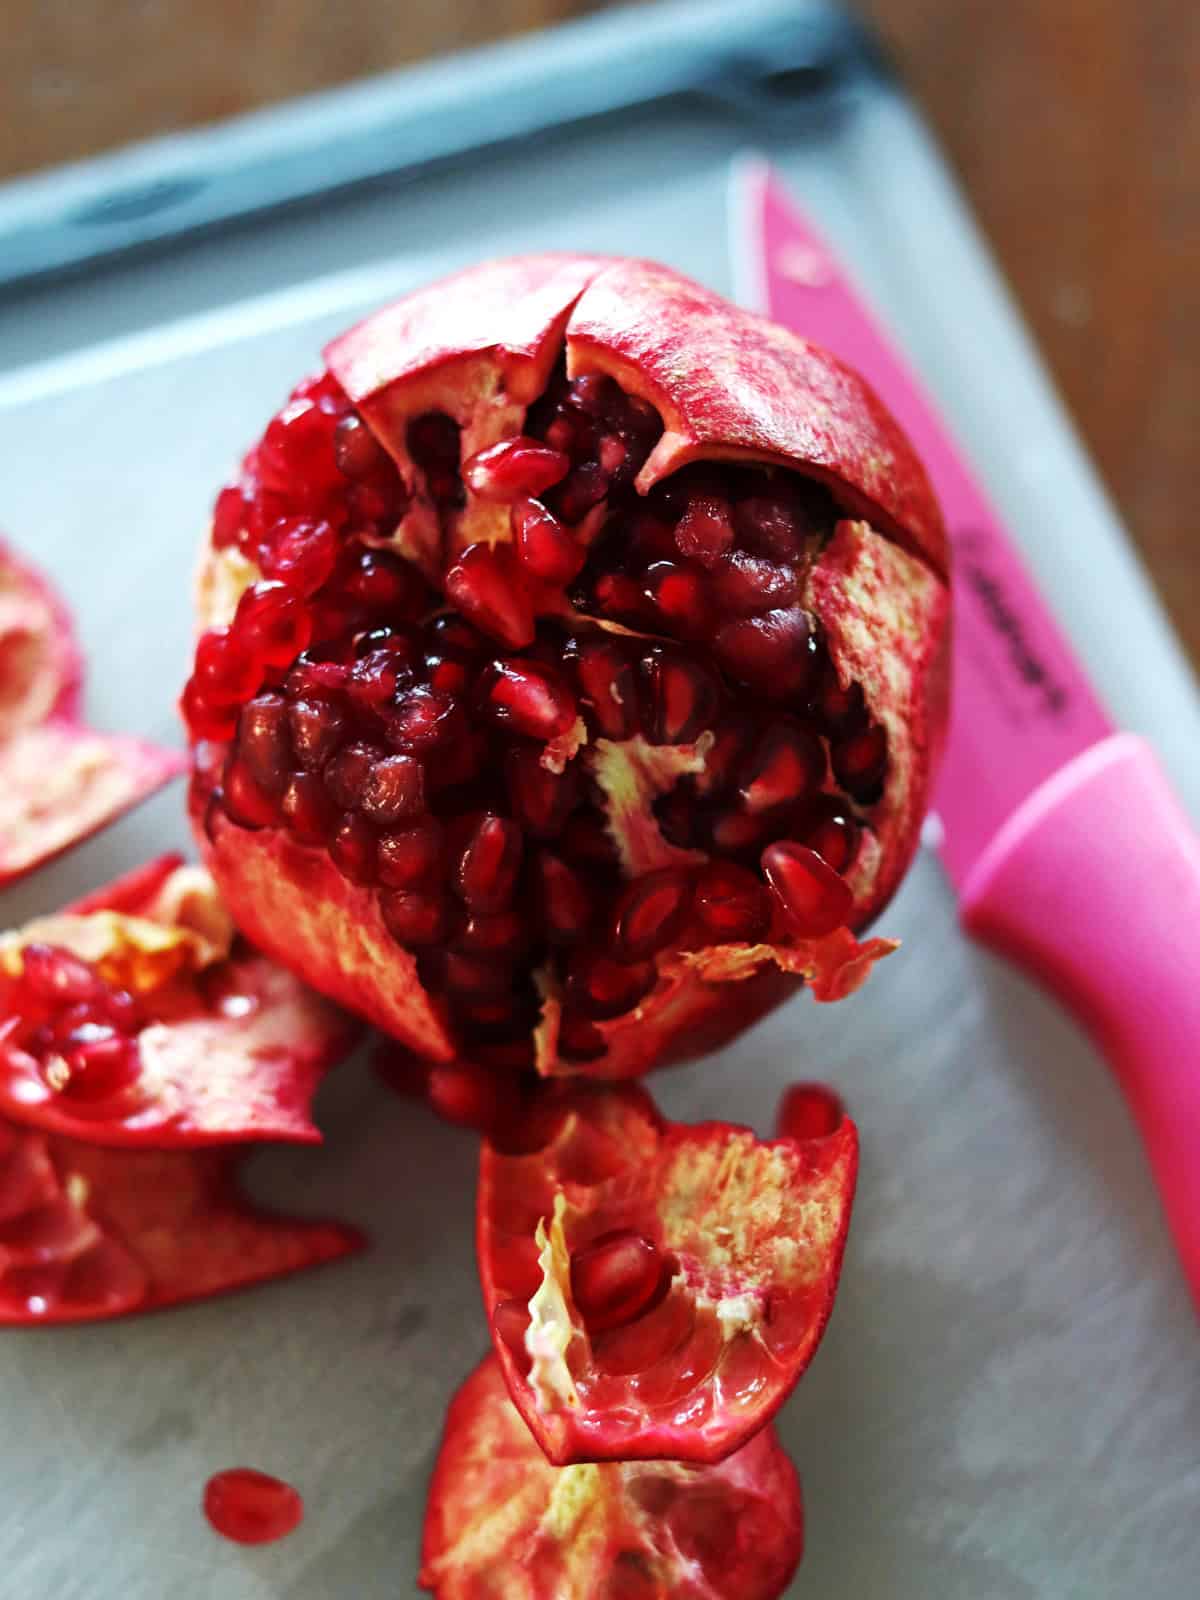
[419,1353,804,1600]
[188,255,950,1081]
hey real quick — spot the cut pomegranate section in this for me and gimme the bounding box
[188,256,949,1079]
[0,855,358,1146]
[477,1078,857,1464]
[0,1119,362,1325]
[420,1354,803,1600]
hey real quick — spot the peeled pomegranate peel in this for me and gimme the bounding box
[0,539,183,885]
[190,255,949,1079]
[0,1118,362,1325]
[420,1353,804,1600]
[477,1078,857,1465]
[0,854,359,1146]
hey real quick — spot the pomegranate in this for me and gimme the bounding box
[777,1081,846,1142]
[0,538,183,884]
[0,854,360,1146]
[0,1118,363,1324]
[477,1078,857,1464]
[185,257,949,1080]
[203,1468,305,1545]
[420,1353,804,1599]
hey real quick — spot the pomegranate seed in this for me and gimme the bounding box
[287,697,347,770]
[280,772,337,843]
[212,486,246,549]
[347,646,410,717]
[359,754,426,824]
[628,512,679,565]
[224,754,283,828]
[236,694,291,795]
[324,741,384,809]
[737,722,825,815]
[570,1229,665,1332]
[20,945,102,1007]
[713,606,818,700]
[557,1010,607,1062]
[203,1468,304,1547]
[445,543,535,649]
[41,1029,142,1105]
[329,813,377,883]
[693,862,771,942]
[454,815,523,913]
[803,798,861,874]
[380,889,458,947]
[810,653,867,732]
[761,841,853,937]
[258,518,338,596]
[424,614,486,661]
[246,484,290,546]
[377,819,445,889]
[233,581,312,668]
[333,413,389,480]
[733,486,819,561]
[692,720,753,798]
[383,685,461,754]
[569,950,657,1020]
[705,807,773,854]
[463,437,570,503]
[483,659,578,742]
[544,410,594,457]
[180,678,239,742]
[457,990,538,1040]
[598,434,627,474]
[711,552,799,617]
[569,637,639,740]
[310,593,368,646]
[832,724,888,800]
[535,852,594,944]
[674,492,734,567]
[511,498,585,582]
[653,785,698,849]
[437,952,512,999]
[560,810,620,870]
[506,745,579,837]
[555,461,610,524]
[258,398,340,497]
[285,654,352,697]
[642,561,712,639]
[610,868,692,961]
[778,1082,845,1141]
[456,911,528,959]
[342,547,425,620]
[591,571,652,627]
[639,648,721,745]
[472,1037,536,1074]
[194,627,261,702]
[427,1060,509,1132]
[407,412,461,471]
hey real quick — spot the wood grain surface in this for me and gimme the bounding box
[4,0,1197,667]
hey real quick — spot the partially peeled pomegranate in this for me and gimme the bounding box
[185,256,949,1081]
[420,1353,804,1599]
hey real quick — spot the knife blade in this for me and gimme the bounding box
[733,155,1200,1309]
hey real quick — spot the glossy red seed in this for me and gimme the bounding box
[346,646,409,716]
[810,654,867,733]
[506,746,579,838]
[803,798,861,874]
[484,659,578,742]
[212,485,247,549]
[642,560,712,639]
[569,637,639,740]
[557,1010,608,1062]
[653,785,698,849]
[180,678,240,742]
[693,861,772,942]
[832,724,888,800]
[377,819,444,889]
[737,722,825,815]
[42,1029,142,1104]
[445,543,535,649]
[777,1082,845,1142]
[342,547,425,620]
[511,497,585,582]
[287,697,346,770]
[705,807,774,855]
[560,810,620,870]
[464,437,570,503]
[714,606,818,700]
[19,945,102,1007]
[259,517,339,595]
[555,461,610,524]
[733,488,811,561]
[407,412,461,477]
[610,868,693,961]
[591,571,652,628]
[454,815,523,913]
[194,627,261,702]
[359,754,426,824]
[569,950,657,1020]
[323,740,382,810]
[640,648,721,745]
[674,492,734,568]
[203,1468,304,1547]
[285,654,352,697]
[236,694,291,794]
[280,771,337,843]
[258,397,341,496]
[711,552,800,617]
[761,841,854,937]
[535,852,594,944]
[223,758,283,829]
[380,889,458,947]
[570,1229,665,1332]
[329,812,377,883]
[456,910,528,960]
[692,720,753,798]
[427,1060,509,1132]
[233,581,312,668]
[333,412,389,480]
[440,952,513,999]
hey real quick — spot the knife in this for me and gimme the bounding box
[732,156,1200,1309]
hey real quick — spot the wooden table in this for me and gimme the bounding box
[6,0,1197,668]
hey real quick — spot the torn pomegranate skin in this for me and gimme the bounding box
[420,1354,804,1600]
[186,255,949,1082]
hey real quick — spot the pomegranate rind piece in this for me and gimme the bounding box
[0,859,359,1146]
[478,1080,857,1465]
[0,537,83,734]
[419,1353,804,1600]
[0,1118,363,1325]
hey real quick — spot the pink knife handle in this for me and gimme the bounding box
[962,732,1200,1303]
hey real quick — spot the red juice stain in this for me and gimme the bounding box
[203,1467,304,1545]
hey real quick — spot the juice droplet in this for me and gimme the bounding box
[203,1467,304,1545]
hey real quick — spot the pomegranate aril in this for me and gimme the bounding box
[640,648,721,745]
[233,582,312,669]
[380,889,458,947]
[506,745,579,838]
[425,615,487,661]
[642,561,712,640]
[333,412,389,480]
[832,724,888,801]
[777,1082,845,1142]
[258,517,338,595]
[439,952,514,999]
[733,485,822,561]
[569,950,657,1020]
[407,411,462,484]
[590,571,653,628]
[560,810,620,870]
[19,945,103,1007]
[569,637,639,741]
[554,462,610,524]
[711,552,799,617]
[692,720,753,798]
[456,910,528,960]
[212,485,246,549]
[359,754,425,825]
[203,1468,304,1547]
[811,654,867,733]
[483,659,578,742]
[258,398,341,497]
[329,813,377,883]
[762,841,854,937]
[611,868,693,962]
[287,697,347,770]
[427,1060,510,1132]
[342,547,425,620]
[737,721,825,815]
[324,741,384,810]
[714,606,818,700]
[383,685,461,754]
[463,438,570,503]
[236,694,291,795]
[654,785,699,849]
[454,815,523,913]
[194,627,261,702]
[535,852,594,945]
[224,757,283,830]
[570,1229,665,1333]
[285,654,352,697]
[181,679,239,743]
[705,807,773,855]
[674,492,734,568]
[511,498,584,583]
[803,798,861,874]
[43,1030,142,1105]
[693,862,772,943]
[377,819,444,889]
[557,1010,607,1062]
[347,647,409,716]
[445,543,535,650]
[280,772,337,843]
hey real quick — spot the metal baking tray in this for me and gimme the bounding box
[1,3,1198,1595]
